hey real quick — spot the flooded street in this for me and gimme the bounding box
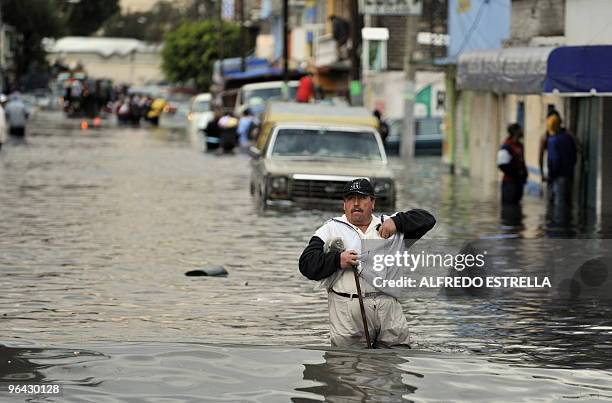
[1,112,611,401]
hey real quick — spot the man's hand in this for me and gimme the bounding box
[378,219,397,239]
[340,250,359,269]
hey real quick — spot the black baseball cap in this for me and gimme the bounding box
[343,178,375,199]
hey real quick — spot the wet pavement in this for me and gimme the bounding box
[0,111,611,401]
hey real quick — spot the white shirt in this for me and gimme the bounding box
[497,148,512,165]
[328,214,383,294]
[5,100,28,128]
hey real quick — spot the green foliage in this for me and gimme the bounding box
[60,0,120,36]
[161,20,240,91]
[2,0,64,77]
[1,0,119,79]
[101,1,185,42]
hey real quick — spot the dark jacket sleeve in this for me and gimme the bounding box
[498,162,513,177]
[299,236,341,281]
[391,209,436,240]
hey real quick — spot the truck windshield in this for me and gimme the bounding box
[244,86,298,103]
[271,128,383,161]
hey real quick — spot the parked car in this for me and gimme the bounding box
[234,81,299,117]
[249,102,396,210]
[188,93,213,134]
[385,117,443,156]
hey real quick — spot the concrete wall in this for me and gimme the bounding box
[452,91,502,183]
[372,16,407,71]
[363,71,406,119]
[414,71,445,118]
[452,89,564,193]
[566,0,612,45]
[49,51,163,86]
[455,90,469,173]
[510,0,564,45]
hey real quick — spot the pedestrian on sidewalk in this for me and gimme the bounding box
[299,178,435,348]
[497,123,528,205]
[5,92,29,137]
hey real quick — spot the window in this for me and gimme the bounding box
[271,129,383,161]
[362,28,389,72]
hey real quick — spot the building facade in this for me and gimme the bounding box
[46,37,163,86]
[447,0,612,228]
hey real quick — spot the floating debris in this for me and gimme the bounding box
[185,266,228,277]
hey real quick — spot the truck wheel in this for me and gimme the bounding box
[259,184,269,210]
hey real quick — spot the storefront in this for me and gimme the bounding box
[450,45,612,228]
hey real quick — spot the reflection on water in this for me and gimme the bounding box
[0,112,611,400]
[1,342,611,402]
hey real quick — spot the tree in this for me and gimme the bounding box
[161,20,240,91]
[2,0,64,80]
[101,1,185,42]
[1,0,119,86]
[59,0,120,36]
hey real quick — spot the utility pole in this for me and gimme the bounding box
[349,0,362,105]
[429,0,435,64]
[219,0,224,76]
[401,14,419,159]
[0,1,3,94]
[282,0,289,100]
[282,0,289,84]
[349,0,360,82]
[239,0,245,72]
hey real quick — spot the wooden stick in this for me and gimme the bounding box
[353,268,372,349]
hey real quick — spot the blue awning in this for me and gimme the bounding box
[458,45,612,95]
[217,57,269,75]
[224,67,283,80]
[544,46,612,95]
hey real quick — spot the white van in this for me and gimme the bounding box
[188,93,213,133]
[233,81,299,117]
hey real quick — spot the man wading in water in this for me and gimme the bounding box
[299,178,435,348]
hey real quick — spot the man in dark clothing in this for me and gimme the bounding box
[204,110,222,151]
[497,123,528,204]
[546,114,576,223]
[373,110,389,144]
[329,15,350,47]
[329,15,350,60]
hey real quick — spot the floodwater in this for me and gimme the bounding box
[0,111,611,401]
